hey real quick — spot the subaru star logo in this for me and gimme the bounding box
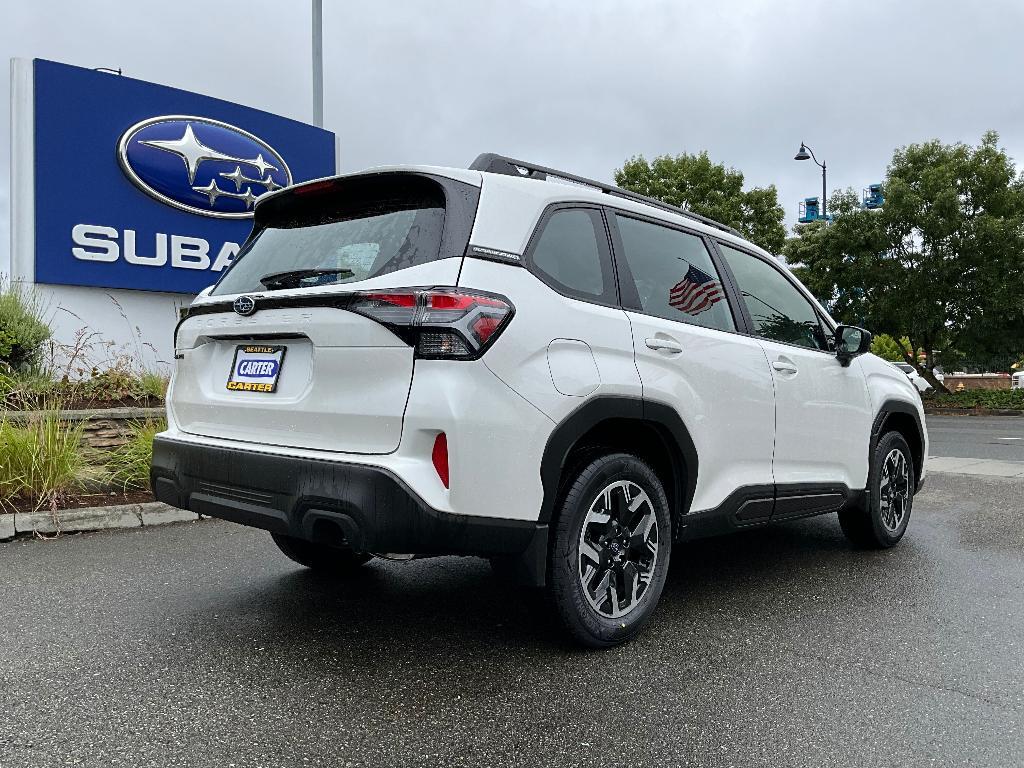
[117,115,292,219]
[233,295,257,316]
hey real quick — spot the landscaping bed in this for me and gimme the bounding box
[924,406,1024,416]
[0,280,183,537]
[922,389,1024,415]
[3,488,154,515]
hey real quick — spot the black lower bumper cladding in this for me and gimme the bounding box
[151,437,544,559]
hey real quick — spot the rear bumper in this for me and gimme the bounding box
[151,436,545,559]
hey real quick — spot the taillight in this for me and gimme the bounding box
[343,288,513,359]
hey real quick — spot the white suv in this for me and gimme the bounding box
[153,154,928,647]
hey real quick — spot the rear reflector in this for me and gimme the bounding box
[342,288,513,360]
[432,433,449,488]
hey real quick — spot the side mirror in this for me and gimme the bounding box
[835,325,872,367]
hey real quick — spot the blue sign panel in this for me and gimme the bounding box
[32,59,336,294]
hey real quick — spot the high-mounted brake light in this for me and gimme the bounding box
[292,180,335,196]
[342,287,514,360]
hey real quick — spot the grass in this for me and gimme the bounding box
[0,364,58,408]
[105,419,165,491]
[0,412,86,512]
[139,371,170,400]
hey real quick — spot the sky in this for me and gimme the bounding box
[3,0,1024,261]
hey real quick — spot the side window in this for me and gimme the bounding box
[613,214,735,332]
[528,208,614,304]
[717,243,829,350]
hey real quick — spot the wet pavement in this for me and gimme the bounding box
[1,471,1022,767]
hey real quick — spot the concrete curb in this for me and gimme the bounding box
[4,407,165,423]
[2,501,198,541]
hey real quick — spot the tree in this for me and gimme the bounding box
[783,132,1024,392]
[614,152,787,253]
[870,334,913,362]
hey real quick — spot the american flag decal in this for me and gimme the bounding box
[669,264,725,316]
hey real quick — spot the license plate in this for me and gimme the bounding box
[226,344,286,393]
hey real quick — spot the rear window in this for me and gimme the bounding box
[213,174,450,295]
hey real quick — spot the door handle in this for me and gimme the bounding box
[772,358,798,374]
[645,338,682,353]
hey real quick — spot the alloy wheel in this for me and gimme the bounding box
[879,448,911,533]
[577,480,660,619]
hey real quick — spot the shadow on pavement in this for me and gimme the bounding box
[186,513,873,658]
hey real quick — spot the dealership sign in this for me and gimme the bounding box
[22,59,336,294]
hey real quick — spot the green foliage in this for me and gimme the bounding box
[614,152,787,252]
[75,366,151,403]
[870,334,912,362]
[923,389,1024,410]
[784,132,1024,393]
[0,280,51,369]
[0,413,86,511]
[0,365,59,409]
[1,362,169,410]
[139,371,170,400]
[105,419,165,492]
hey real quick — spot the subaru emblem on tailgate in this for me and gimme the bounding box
[233,295,257,316]
[118,115,292,219]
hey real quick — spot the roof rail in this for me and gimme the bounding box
[468,152,743,238]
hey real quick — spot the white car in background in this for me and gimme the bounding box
[893,363,932,393]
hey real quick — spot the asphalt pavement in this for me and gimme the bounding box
[927,414,1024,460]
[2,469,1023,767]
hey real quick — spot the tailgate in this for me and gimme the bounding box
[171,306,413,454]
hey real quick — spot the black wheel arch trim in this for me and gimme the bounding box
[871,399,926,492]
[538,395,699,527]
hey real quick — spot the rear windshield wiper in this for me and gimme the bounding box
[258,268,355,290]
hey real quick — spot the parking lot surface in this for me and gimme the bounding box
[1,471,1022,767]
[928,414,1024,460]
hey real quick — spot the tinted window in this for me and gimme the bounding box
[214,175,446,295]
[717,243,829,350]
[529,208,611,302]
[614,215,734,332]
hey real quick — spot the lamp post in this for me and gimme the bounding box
[794,142,827,219]
[312,0,324,127]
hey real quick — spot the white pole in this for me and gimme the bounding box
[312,0,324,127]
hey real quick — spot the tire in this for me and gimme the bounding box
[270,533,373,572]
[548,452,672,648]
[839,431,915,549]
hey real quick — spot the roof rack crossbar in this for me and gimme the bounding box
[468,153,743,238]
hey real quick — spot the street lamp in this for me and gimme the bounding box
[312,0,324,127]
[794,142,827,219]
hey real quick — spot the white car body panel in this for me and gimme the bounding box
[626,311,777,511]
[163,356,552,521]
[457,257,642,422]
[757,339,873,488]
[860,353,929,486]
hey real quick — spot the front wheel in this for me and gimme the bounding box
[548,453,672,648]
[271,533,373,573]
[839,431,915,548]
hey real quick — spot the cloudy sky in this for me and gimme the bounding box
[2,0,1023,260]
